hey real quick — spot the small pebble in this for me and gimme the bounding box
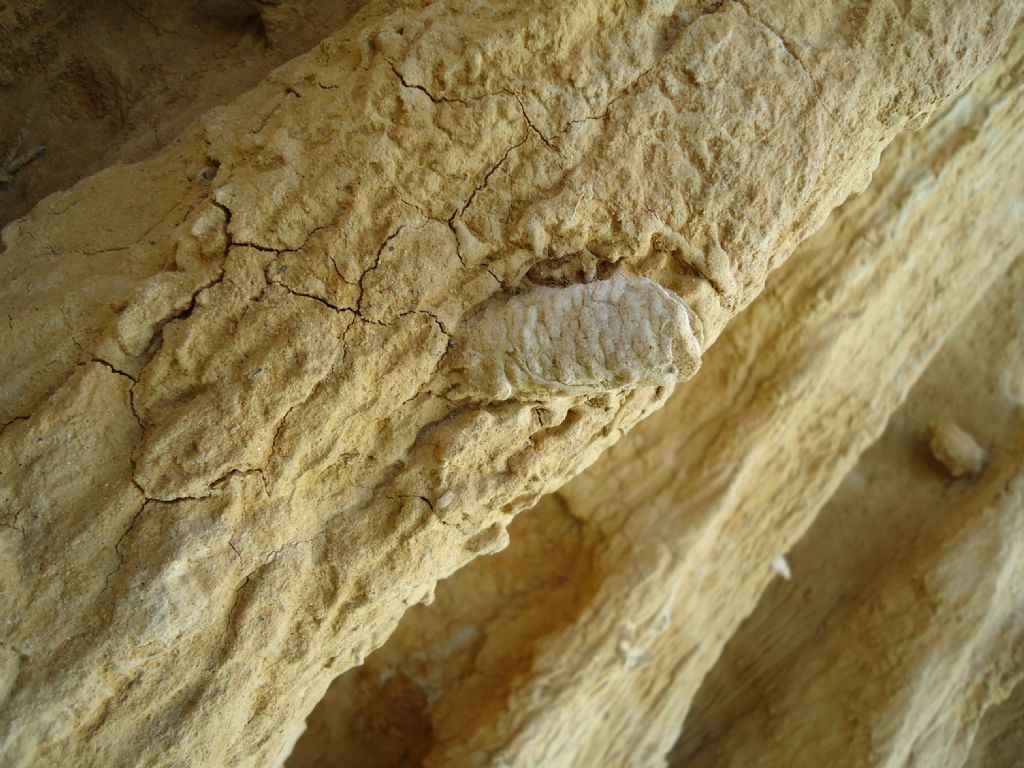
[929,421,986,477]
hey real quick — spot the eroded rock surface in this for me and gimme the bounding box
[0,2,1021,767]
[287,25,1024,768]
[675,239,1024,768]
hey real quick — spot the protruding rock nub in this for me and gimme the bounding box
[444,274,704,400]
[929,421,987,477]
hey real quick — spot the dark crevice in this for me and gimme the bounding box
[0,414,30,437]
[80,245,131,257]
[278,284,350,314]
[119,0,161,35]
[397,308,452,340]
[507,91,557,149]
[159,270,228,331]
[294,222,331,253]
[228,538,243,565]
[384,58,468,106]
[101,502,147,594]
[71,358,150,501]
[213,192,303,255]
[447,220,468,269]
[210,198,235,238]
[328,252,359,284]
[562,66,656,134]
[445,216,502,286]
[355,225,406,315]
[453,134,529,221]
[91,358,138,383]
[248,88,301,136]
[398,196,429,219]
[211,468,269,494]
[264,373,331,476]
[232,240,281,255]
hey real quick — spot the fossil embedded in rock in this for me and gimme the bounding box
[444,275,704,401]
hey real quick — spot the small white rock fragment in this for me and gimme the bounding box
[437,490,455,510]
[772,555,792,580]
[928,421,986,477]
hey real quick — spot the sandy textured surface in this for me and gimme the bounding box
[288,27,1024,767]
[0,2,1021,767]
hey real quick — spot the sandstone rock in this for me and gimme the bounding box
[287,24,1024,768]
[0,1,1021,767]
[675,237,1024,768]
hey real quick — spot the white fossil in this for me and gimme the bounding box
[445,274,704,400]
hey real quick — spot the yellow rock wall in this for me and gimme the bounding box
[0,2,1021,767]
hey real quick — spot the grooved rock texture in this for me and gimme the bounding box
[0,2,1022,767]
[674,253,1024,768]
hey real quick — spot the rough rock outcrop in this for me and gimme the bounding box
[674,252,1024,767]
[285,25,1024,767]
[0,2,1021,767]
